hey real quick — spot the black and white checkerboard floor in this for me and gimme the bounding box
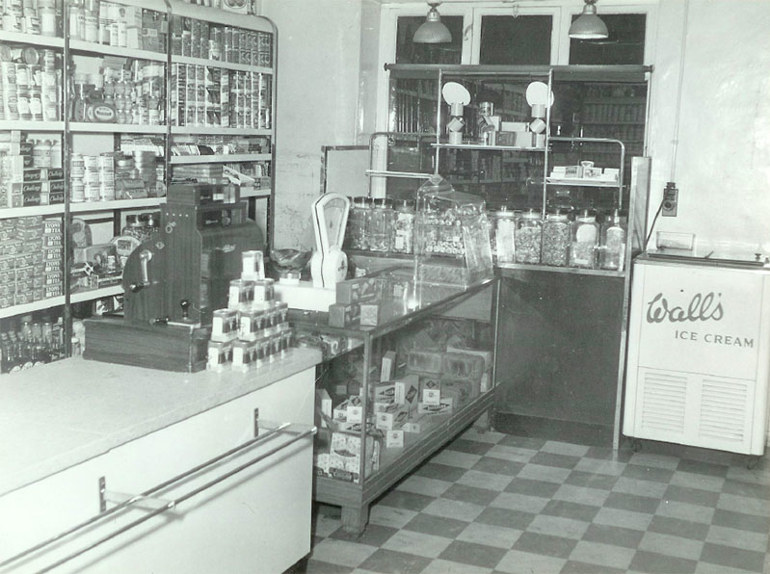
[296,428,770,574]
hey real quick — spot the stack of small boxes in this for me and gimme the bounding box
[206,249,293,372]
[1,131,65,208]
[0,216,63,308]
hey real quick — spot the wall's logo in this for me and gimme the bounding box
[646,292,724,324]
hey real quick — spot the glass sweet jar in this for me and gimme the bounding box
[541,208,571,267]
[569,209,600,269]
[514,208,542,264]
[368,197,394,253]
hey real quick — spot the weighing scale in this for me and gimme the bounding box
[310,193,350,288]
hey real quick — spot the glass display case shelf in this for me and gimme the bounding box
[70,198,165,213]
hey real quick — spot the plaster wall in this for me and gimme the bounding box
[261,0,368,249]
[647,0,770,255]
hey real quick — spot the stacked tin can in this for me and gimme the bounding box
[0,0,54,35]
[0,44,57,122]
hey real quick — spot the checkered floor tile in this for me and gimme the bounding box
[292,428,770,574]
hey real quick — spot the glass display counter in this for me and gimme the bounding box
[290,267,498,534]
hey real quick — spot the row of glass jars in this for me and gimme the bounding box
[345,196,416,254]
[491,207,627,271]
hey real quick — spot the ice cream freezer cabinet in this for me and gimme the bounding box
[623,254,770,458]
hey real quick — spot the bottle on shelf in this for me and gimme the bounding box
[599,209,627,271]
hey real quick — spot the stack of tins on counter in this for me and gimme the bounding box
[0,42,62,123]
[169,17,272,130]
[0,216,63,307]
[207,249,294,372]
[1,131,64,208]
[0,313,66,374]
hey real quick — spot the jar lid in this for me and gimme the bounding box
[521,208,541,219]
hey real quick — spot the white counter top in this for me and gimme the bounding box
[0,348,321,497]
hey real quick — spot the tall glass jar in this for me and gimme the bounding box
[392,199,415,254]
[368,197,394,252]
[514,208,542,264]
[600,209,627,271]
[569,209,600,269]
[345,196,367,251]
[491,207,516,264]
[541,208,571,267]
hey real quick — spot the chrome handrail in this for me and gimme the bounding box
[1,423,316,573]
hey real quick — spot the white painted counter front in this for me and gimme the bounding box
[0,348,321,574]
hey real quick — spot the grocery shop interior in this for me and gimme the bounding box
[0,1,769,574]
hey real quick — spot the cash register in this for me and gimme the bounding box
[84,182,263,372]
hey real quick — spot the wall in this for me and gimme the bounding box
[647,0,770,255]
[260,0,379,250]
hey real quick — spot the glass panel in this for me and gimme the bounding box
[396,15,464,64]
[569,14,646,65]
[479,15,552,65]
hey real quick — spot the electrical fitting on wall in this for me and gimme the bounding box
[661,181,679,217]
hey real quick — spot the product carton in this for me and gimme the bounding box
[418,375,442,405]
[407,350,443,375]
[418,397,454,415]
[316,388,332,428]
[385,429,405,449]
[395,374,420,412]
[375,402,410,431]
[380,350,397,382]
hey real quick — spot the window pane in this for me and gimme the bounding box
[396,16,463,64]
[480,15,552,65]
[569,14,646,65]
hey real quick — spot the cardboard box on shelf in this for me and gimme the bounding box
[385,429,404,448]
[418,397,454,415]
[418,375,442,405]
[395,374,420,411]
[375,402,410,431]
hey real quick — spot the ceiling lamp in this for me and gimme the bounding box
[569,0,609,40]
[413,2,452,44]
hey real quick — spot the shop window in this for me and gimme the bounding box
[395,16,464,64]
[479,15,552,65]
[569,14,646,65]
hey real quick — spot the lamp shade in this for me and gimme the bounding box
[569,1,609,40]
[413,5,452,44]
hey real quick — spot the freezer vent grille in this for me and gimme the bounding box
[699,377,749,443]
[640,371,687,434]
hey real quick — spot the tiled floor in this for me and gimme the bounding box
[295,428,770,574]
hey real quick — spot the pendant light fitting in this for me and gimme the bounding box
[569,0,609,40]
[413,2,452,44]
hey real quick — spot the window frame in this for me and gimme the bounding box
[375,1,659,134]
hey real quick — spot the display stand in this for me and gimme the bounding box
[292,271,498,534]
